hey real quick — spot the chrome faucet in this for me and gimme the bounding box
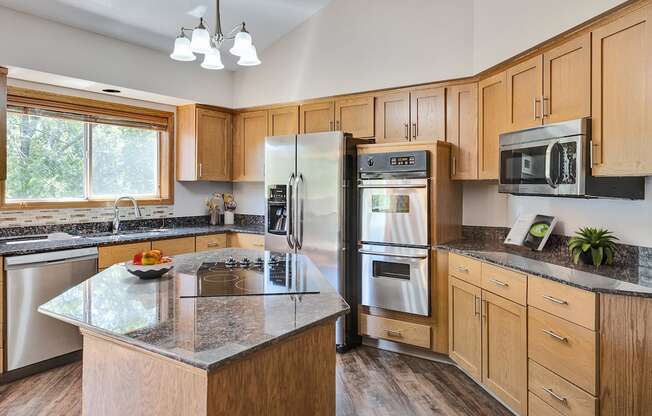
[112,196,142,234]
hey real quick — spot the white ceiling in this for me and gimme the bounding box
[0,0,332,69]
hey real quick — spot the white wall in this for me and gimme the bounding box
[0,6,233,107]
[232,183,265,216]
[463,179,652,247]
[472,0,627,72]
[232,0,475,108]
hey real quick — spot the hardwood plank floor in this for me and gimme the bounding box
[0,346,511,416]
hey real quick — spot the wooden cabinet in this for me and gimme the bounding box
[196,234,227,252]
[478,72,506,180]
[449,253,482,286]
[481,263,527,306]
[268,106,299,136]
[448,276,482,380]
[98,242,152,269]
[528,276,597,330]
[227,233,265,249]
[506,55,544,131]
[591,4,652,176]
[334,96,374,138]
[410,87,446,142]
[299,101,335,133]
[151,237,195,256]
[543,34,591,124]
[177,105,232,181]
[529,359,597,416]
[374,91,410,143]
[482,291,528,416]
[359,313,431,349]
[447,83,478,180]
[233,110,268,182]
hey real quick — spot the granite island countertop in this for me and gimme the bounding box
[437,239,652,298]
[0,224,264,257]
[39,248,349,371]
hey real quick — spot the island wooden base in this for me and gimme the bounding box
[80,321,336,416]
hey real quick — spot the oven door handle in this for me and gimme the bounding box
[358,184,427,189]
[358,250,428,259]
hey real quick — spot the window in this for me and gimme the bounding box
[2,87,174,208]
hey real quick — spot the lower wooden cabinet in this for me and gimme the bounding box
[227,233,265,250]
[482,291,527,415]
[151,237,195,256]
[98,242,152,269]
[359,313,431,349]
[529,391,564,416]
[448,276,482,381]
[529,359,597,416]
[196,234,228,252]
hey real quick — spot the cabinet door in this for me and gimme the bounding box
[374,91,410,143]
[592,4,652,176]
[233,110,268,182]
[334,96,374,138]
[543,33,591,124]
[268,106,299,136]
[299,101,334,134]
[410,87,446,142]
[482,291,527,416]
[478,72,506,180]
[448,276,482,381]
[506,55,544,131]
[447,83,478,180]
[197,108,232,181]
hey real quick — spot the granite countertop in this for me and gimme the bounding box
[0,224,264,256]
[39,248,349,371]
[437,240,652,298]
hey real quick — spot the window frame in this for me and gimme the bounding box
[0,87,175,209]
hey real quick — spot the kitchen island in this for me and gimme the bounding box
[39,248,349,416]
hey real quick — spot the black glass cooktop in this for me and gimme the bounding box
[179,255,320,298]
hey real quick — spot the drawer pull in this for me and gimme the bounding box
[543,387,568,404]
[455,266,469,273]
[542,329,568,343]
[489,278,509,287]
[386,329,402,338]
[207,242,222,248]
[543,294,568,305]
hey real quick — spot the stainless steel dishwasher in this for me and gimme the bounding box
[5,247,98,372]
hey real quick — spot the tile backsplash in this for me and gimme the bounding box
[0,205,174,228]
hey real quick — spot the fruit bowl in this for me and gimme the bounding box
[125,259,174,279]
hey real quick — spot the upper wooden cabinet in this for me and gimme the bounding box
[478,72,507,180]
[506,55,544,131]
[334,96,374,138]
[177,105,232,181]
[591,4,652,176]
[233,110,268,182]
[447,83,478,180]
[268,106,299,136]
[375,88,446,143]
[299,101,335,134]
[543,34,591,124]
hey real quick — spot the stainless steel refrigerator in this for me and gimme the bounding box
[265,131,367,351]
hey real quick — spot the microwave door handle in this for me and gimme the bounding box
[545,142,560,188]
[286,173,296,249]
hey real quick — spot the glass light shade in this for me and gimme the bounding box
[170,36,196,61]
[190,26,212,54]
[229,31,253,57]
[237,45,261,66]
[201,48,224,70]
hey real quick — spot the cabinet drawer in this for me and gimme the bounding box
[448,253,481,286]
[227,233,265,250]
[481,263,527,305]
[151,237,195,256]
[528,307,598,395]
[528,276,597,330]
[360,313,431,349]
[99,242,152,269]
[196,234,227,252]
[529,359,597,416]
[529,392,564,416]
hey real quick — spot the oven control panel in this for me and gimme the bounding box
[358,151,428,176]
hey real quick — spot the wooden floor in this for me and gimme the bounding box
[0,346,510,416]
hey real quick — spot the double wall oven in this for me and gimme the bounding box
[358,151,430,316]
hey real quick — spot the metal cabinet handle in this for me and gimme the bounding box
[207,242,222,248]
[533,97,541,120]
[329,120,334,131]
[386,329,402,338]
[474,296,481,317]
[455,266,469,273]
[198,163,203,178]
[412,123,417,140]
[404,123,409,140]
[542,329,568,343]
[542,96,549,117]
[543,387,567,403]
[482,299,487,318]
[286,173,295,249]
[451,156,457,176]
[542,295,568,305]
[489,278,509,287]
[335,120,340,130]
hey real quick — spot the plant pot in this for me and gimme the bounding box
[579,250,597,266]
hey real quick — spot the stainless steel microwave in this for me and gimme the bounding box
[498,118,645,199]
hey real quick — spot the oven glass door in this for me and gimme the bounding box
[359,179,428,246]
[360,245,429,316]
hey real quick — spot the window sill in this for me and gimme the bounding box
[0,197,174,210]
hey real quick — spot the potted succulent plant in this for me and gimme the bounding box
[568,227,618,268]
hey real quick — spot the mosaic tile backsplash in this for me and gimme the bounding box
[0,205,175,228]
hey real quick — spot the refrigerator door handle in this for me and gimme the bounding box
[296,173,304,249]
[286,173,296,249]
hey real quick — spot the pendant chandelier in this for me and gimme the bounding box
[170,0,260,70]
